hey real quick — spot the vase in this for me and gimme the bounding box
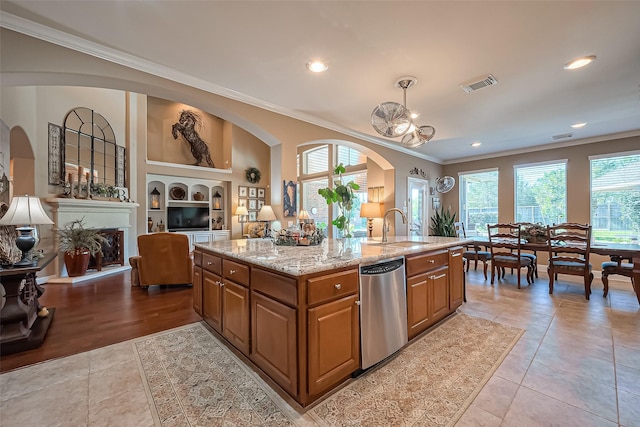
[64,249,91,277]
[339,207,353,238]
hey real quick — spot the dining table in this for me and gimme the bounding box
[471,239,640,304]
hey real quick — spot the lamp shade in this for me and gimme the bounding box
[298,209,310,220]
[234,206,248,216]
[0,195,54,226]
[257,205,276,221]
[360,202,382,218]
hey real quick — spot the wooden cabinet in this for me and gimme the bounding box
[251,291,297,396]
[193,266,203,315]
[307,293,360,399]
[406,250,450,339]
[449,246,465,310]
[222,259,250,356]
[203,271,222,332]
[306,268,360,400]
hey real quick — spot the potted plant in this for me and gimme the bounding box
[317,163,360,238]
[429,207,458,237]
[57,219,108,277]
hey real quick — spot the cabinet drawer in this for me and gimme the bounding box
[252,268,298,307]
[307,269,358,306]
[406,250,448,276]
[223,259,250,287]
[193,250,202,267]
[202,252,222,275]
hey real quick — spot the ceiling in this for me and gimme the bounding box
[2,1,640,164]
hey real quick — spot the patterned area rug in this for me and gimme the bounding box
[134,313,522,427]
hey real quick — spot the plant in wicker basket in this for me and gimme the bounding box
[522,223,547,243]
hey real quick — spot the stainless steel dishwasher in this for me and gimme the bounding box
[359,256,408,370]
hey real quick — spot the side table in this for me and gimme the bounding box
[1,253,57,356]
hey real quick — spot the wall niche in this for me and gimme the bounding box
[147,96,230,169]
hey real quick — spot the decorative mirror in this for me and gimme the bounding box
[62,107,125,188]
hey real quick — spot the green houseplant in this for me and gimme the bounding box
[57,219,108,276]
[317,163,360,238]
[429,207,458,237]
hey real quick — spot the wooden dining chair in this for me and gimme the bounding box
[487,223,534,288]
[455,221,491,280]
[514,222,539,279]
[547,223,593,299]
[601,255,634,300]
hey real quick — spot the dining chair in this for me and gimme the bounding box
[601,255,635,301]
[455,221,491,280]
[514,222,539,279]
[487,223,534,288]
[546,223,593,299]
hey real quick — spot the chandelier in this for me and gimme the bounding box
[371,77,435,148]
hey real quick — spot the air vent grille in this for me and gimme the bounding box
[460,74,498,93]
[552,132,574,140]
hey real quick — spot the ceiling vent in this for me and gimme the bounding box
[552,132,574,140]
[460,74,498,93]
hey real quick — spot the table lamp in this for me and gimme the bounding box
[257,205,276,238]
[0,195,54,266]
[235,206,248,228]
[298,208,310,226]
[360,202,382,238]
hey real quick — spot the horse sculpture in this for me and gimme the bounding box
[171,110,215,168]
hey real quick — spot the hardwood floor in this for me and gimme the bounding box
[0,271,201,373]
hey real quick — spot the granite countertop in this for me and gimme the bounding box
[195,236,472,276]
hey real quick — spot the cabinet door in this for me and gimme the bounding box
[307,294,360,399]
[251,291,297,396]
[193,266,203,316]
[222,280,250,356]
[449,247,464,310]
[430,268,450,322]
[203,270,222,333]
[407,273,430,339]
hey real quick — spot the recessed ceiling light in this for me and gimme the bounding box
[571,122,587,128]
[471,142,482,147]
[563,55,596,70]
[306,61,328,73]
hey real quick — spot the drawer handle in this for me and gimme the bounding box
[229,269,236,274]
[428,259,435,263]
[355,300,361,306]
[431,273,447,280]
[452,253,462,257]
[335,283,342,290]
[207,261,213,265]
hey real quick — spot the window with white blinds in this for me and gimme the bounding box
[303,145,328,175]
[459,170,498,236]
[337,146,367,167]
[590,153,640,243]
[514,161,567,225]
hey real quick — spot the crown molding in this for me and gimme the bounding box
[1,12,441,164]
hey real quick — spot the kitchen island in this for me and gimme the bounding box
[193,236,471,407]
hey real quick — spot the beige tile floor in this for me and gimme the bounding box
[1,268,638,426]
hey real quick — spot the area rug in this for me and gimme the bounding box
[134,313,522,427]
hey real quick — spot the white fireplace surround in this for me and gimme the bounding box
[46,198,139,283]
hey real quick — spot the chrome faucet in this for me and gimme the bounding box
[382,208,408,242]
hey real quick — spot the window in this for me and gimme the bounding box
[336,146,367,168]
[301,178,329,229]
[302,145,328,175]
[459,170,498,236]
[590,152,640,243]
[514,161,567,225]
[340,171,368,237]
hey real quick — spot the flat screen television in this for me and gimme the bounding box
[167,206,210,231]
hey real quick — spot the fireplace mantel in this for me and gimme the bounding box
[46,198,139,229]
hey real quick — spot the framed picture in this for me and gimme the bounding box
[258,200,264,210]
[283,180,297,217]
[257,188,265,199]
[248,199,257,210]
[248,211,257,221]
[249,187,257,198]
[432,197,441,210]
[238,198,247,208]
[238,186,248,197]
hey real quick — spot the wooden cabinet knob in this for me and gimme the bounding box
[229,269,236,274]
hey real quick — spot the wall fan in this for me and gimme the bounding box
[435,176,455,193]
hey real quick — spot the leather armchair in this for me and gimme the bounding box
[129,232,192,289]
